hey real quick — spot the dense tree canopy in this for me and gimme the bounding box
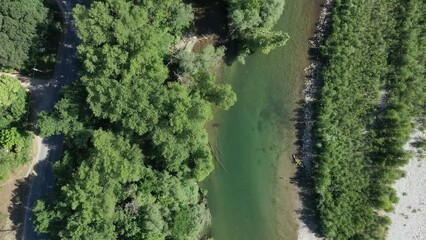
[0,0,48,69]
[33,0,237,238]
[34,130,208,239]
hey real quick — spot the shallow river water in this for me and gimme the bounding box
[203,1,323,239]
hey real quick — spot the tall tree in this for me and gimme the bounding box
[34,0,235,239]
[0,0,48,69]
[227,0,289,61]
[0,75,27,128]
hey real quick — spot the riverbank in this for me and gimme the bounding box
[300,0,333,173]
[296,0,334,239]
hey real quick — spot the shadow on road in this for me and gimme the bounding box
[8,135,64,240]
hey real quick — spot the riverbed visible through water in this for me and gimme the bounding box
[203,1,324,239]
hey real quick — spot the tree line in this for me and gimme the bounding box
[314,0,426,239]
[0,0,62,188]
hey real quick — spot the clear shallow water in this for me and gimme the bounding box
[203,1,322,239]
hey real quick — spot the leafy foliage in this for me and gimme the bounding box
[33,130,209,239]
[0,76,27,128]
[175,45,237,110]
[0,75,31,181]
[34,0,238,239]
[0,0,48,70]
[226,0,289,62]
[314,0,426,239]
[0,127,21,150]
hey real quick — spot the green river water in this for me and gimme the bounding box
[203,1,323,239]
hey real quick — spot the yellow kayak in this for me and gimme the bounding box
[292,155,304,167]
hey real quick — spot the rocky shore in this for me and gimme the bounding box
[300,0,333,173]
[297,1,334,239]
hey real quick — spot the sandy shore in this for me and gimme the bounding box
[387,120,426,240]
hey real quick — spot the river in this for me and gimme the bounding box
[203,1,324,239]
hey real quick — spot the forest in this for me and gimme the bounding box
[31,0,286,239]
[0,75,31,181]
[314,0,426,239]
[6,0,426,238]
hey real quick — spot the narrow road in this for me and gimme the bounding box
[21,0,88,239]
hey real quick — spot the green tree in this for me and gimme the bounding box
[34,130,210,239]
[0,0,48,69]
[176,46,237,110]
[313,0,426,239]
[0,127,21,150]
[33,130,145,239]
[0,76,27,128]
[0,75,30,181]
[227,0,289,61]
[33,0,239,238]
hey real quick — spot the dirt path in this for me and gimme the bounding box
[0,134,40,240]
[0,165,28,240]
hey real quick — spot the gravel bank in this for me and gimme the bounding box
[297,1,333,239]
[387,120,426,240]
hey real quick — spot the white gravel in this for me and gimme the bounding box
[387,121,426,240]
[298,225,324,240]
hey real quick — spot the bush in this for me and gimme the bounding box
[226,0,289,61]
[0,75,31,181]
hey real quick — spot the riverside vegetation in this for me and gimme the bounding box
[226,0,290,62]
[31,0,287,239]
[314,0,426,239]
